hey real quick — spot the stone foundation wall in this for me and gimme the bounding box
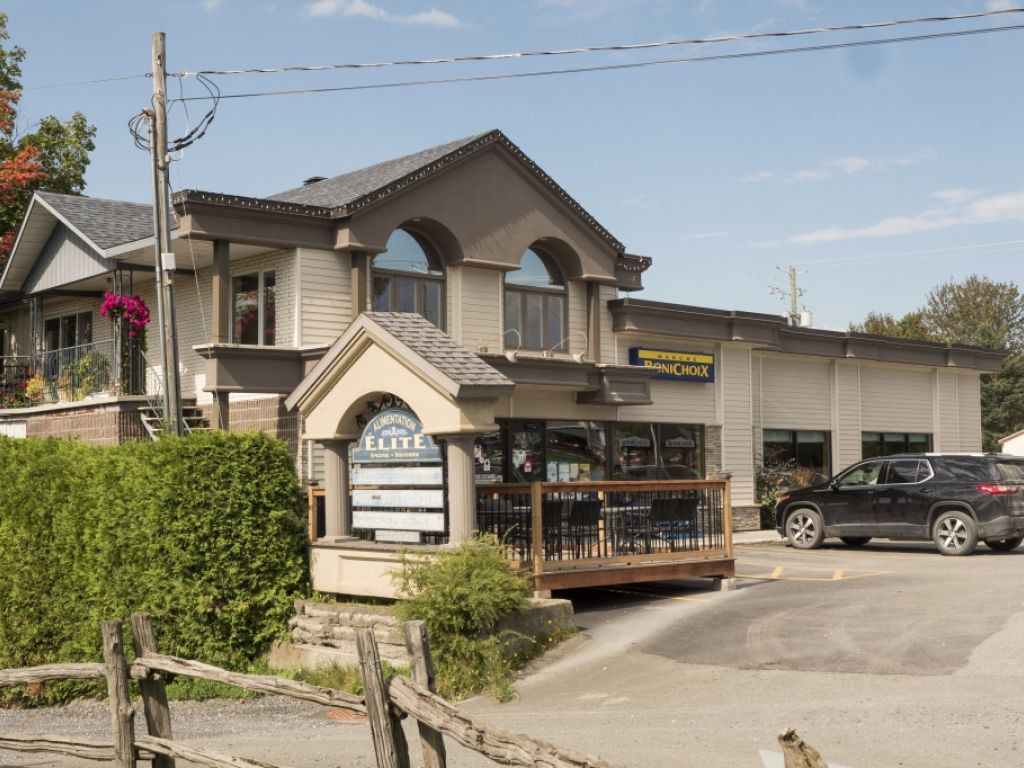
[704,424,723,477]
[272,597,575,670]
[731,505,762,532]
[18,401,148,445]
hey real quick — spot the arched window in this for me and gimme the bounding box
[504,248,566,351]
[372,229,445,328]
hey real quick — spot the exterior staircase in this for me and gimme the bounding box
[138,400,211,440]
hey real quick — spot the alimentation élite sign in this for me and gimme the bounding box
[630,348,715,383]
[351,408,442,464]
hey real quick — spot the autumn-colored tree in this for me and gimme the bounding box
[0,13,95,263]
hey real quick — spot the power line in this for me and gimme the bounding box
[21,73,149,91]
[174,7,1024,78]
[169,22,1024,103]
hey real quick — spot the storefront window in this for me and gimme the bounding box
[862,431,932,459]
[612,423,703,480]
[763,429,830,475]
[546,421,607,481]
[474,420,703,483]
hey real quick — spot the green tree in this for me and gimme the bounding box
[923,275,1024,351]
[853,275,1024,452]
[851,310,933,341]
[982,353,1024,451]
[0,13,96,261]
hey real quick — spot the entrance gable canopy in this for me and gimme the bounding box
[286,312,514,440]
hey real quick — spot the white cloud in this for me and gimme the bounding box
[790,169,830,182]
[741,170,775,183]
[305,0,463,27]
[787,189,1024,244]
[987,0,1018,11]
[200,0,223,11]
[932,188,982,206]
[826,156,870,174]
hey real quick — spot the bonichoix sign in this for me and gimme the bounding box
[630,348,715,383]
[351,408,442,464]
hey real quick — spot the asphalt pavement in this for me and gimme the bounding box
[6,537,1024,768]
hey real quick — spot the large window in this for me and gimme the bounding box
[475,420,703,484]
[763,429,830,476]
[504,248,566,351]
[862,432,932,459]
[43,311,92,350]
[372,229,444,328]
[232,270,276,345]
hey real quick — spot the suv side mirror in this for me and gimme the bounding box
[829,479,839,491]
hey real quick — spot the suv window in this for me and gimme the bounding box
[994,460,1024,483]
[887,459,932,484]
[837,460,884,487]
[933,457,991,482]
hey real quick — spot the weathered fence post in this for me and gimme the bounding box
[402,621,447,768]
[356,628,411,768]
[131,613,175,768]
[101,620,136,768]
[530,480,545,596]
[779,728,829,768]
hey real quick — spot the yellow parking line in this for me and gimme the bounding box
[770,565,784,579]
[735,570,891,582]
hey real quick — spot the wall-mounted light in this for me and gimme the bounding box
[503,328,521,363]
[543,331,588,363]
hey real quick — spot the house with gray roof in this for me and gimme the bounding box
[0,129,1003,595]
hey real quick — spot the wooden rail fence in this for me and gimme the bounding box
[0,614,828,768]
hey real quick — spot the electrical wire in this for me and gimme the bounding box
[169,22,1024,103]
[175,7,1024,77]
[21,73,149,91]
[129,74,220,152]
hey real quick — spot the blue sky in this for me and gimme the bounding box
[6,0,1023,329]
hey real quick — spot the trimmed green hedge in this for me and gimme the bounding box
[0,431,308,695]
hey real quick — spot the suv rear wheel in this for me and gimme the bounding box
[985,535,1024,552]
[840,536,871,547]
[785,508,824,550]
[932,510,978,556]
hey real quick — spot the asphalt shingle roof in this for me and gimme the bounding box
[365,312,513,388]
[267,132,491,209]
[37,192,159,250]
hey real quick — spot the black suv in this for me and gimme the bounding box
[775,454,1024,555]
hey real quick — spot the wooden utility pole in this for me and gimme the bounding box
[150,32,184,435]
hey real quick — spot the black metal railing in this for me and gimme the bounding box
[476,480,730,562]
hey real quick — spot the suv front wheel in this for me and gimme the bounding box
[932,510,978,556]
[785,508,824,550]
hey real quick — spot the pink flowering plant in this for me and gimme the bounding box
[100,291,150,394]
[100,292,150,340]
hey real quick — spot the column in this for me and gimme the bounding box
[322,439,353,539]
[586,281,601,362]
[211,239,231,343]
[350,251,369,321]
[445,435,477,544]
[210,240,232,429]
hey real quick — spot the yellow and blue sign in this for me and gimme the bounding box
[630,348,715,383]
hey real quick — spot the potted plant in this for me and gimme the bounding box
[24,372,45,404]
[100,291,150,395]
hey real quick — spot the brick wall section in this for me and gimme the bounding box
[201,396,300,458]
[23,402,148,445]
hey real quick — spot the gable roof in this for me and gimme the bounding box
[35,192,156,251]
[268,132,491,208]
[177,129,625,252]
[286,311,513,413]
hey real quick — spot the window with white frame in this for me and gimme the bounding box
[232,270,276,345]
[372,229,445,328]
[504,247,566,351]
